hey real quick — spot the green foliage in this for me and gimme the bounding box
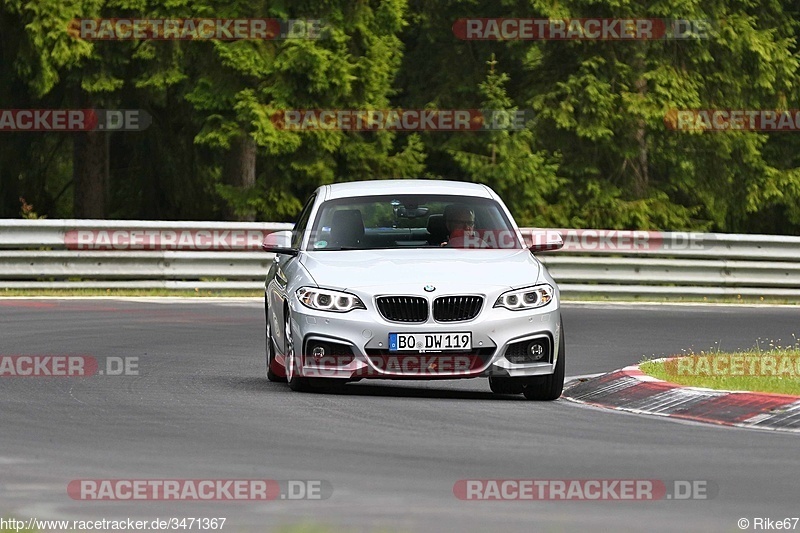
[1,0,800,232]
[19,197,45,219]
[448,56,564,226]
[4,0,97,96]
[215,181,303,221]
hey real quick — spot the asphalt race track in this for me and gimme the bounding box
[1,299,798,532]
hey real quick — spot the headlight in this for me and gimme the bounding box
[296,287,366,313]
[493,284,554,311]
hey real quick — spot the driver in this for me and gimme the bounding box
[443,204,486,248]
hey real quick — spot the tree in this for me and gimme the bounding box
[447,55,564,226]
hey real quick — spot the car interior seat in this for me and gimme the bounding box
[330,209,365,249]
[426,214,448,245]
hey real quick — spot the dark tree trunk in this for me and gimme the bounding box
[0,151,14,217]
[73,131,109,218]
[222,134,257,221]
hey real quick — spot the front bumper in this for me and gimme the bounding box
[287,297,562,380]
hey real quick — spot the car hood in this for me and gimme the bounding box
[300,249,541,292]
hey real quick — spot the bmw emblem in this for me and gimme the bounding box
[424,285,436,292]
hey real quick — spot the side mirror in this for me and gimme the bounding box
[528,231,563,253]
[261,230,298,256]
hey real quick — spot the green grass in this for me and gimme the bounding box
[640,339,800,395]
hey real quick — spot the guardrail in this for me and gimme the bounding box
[1,220,799,297]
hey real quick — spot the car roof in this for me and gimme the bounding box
[322,179,494,200]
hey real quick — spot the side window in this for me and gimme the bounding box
[292,195,316,249]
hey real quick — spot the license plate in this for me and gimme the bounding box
[388,332,471,352]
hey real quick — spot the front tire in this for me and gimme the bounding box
[285,310,311,392]
[522,324,565,401]
[265,297,286,383]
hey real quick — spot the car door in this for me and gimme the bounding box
[268,194,316,356]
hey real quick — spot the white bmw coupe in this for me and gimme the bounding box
[262,179,565,400]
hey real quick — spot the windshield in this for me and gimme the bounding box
[305,194,523,251]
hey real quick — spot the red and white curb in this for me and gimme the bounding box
[563,364,800,433]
